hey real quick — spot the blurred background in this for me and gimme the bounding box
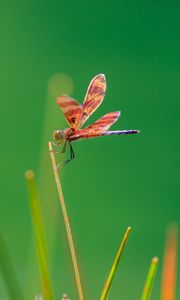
[0,0,179,299]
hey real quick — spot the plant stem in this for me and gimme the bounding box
[48,142,84,300]
[100,227,131,300]
[141,257,158,300]
[25,170,54,300]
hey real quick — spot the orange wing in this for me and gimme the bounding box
[84,111,120,131]
[70,111,120,141]
[80,74,106,127]
[56,95,82,128]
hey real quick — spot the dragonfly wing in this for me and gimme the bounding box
[84,111,121,131]
[70,111,120,141]
[56,95,82,128]
[69,128,103,141]
[80,74,106,126]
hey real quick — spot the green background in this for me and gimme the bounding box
[0,0,179,299]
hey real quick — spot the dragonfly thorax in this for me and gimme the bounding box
[53,130,66,142]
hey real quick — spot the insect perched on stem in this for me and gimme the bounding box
[53,74,140,164]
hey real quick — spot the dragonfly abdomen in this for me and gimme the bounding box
[103,130,140,136]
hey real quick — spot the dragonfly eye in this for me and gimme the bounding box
[53,130,65,141]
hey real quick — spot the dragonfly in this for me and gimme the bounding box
[53,74,140,164]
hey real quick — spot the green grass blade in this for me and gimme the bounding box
[141,257,158,300]
[161,224,178,300]
[0,231,24,300]
[100,227,131,300]
[25,170,54,300]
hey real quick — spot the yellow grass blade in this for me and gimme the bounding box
[49,142,84,300]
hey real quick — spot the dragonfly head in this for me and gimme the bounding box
[53,130,65,143]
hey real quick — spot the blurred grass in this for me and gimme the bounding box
[0,231,23,300]
[37,72,74,275]
[161,225,178,300]
[26,170,54,300]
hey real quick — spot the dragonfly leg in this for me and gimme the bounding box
[61,142,75,165]
[69,142,75,160]
[49,147,60,154]
[49,141,58,153]
[56,142,67,168]
[50,141,67,155]
[61,141,67,153]
[57,142,75,168]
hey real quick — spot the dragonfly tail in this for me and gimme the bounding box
[103,130,140,136]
